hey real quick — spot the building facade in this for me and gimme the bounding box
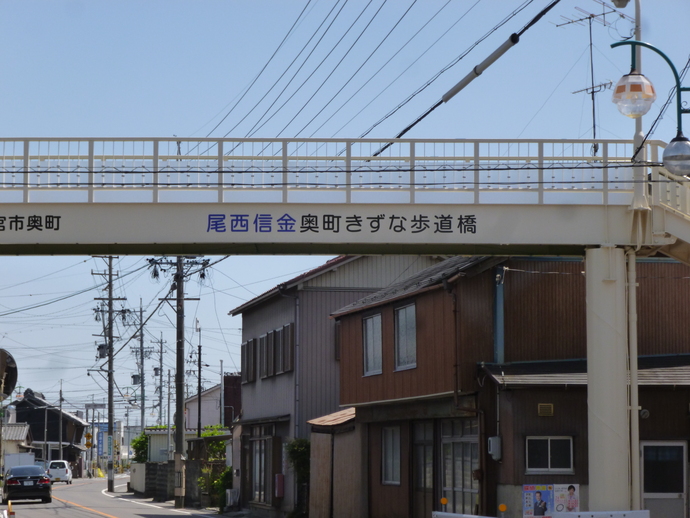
[230,255,442,517]
[330,256,690,518]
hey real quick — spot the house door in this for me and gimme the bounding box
[440,418,480,515]
[412,421,434,518]
[641,441,686,518]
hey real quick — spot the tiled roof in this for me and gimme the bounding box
[308,407,355,427]
[331,256,493,317]
[3,423,30,443]
[229,255,351,315]
[481,355,690,387]
[15,389,90,427]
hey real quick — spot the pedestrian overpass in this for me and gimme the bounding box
[2,136,689,513]
[0,137,688,261]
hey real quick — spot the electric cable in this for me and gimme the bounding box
[358,0,535,143]
[222,0,347,138]
[201,0,314,140]
[291,0,418,138]
[371,0,563,157]
[240,0,377,141]
[327,0,483,139]
[306,0,456,139]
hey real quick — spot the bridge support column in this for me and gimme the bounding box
[585,247,630,511]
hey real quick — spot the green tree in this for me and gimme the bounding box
[286,438,310,485]
[130,431,149,463]
[202,424,227,460]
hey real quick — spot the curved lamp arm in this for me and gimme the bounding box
[612,40,690,135]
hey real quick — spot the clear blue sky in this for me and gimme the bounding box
[0,0,687,426]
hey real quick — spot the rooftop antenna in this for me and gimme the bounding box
[557,2,633,156]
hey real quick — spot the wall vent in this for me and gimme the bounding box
[538,403,554,417]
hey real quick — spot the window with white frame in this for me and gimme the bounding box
[395,303,416,370]
[526,436,573,473]
[363,314,382,375]
[382,426,401,484]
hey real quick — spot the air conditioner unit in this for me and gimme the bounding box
[488,436,502,461]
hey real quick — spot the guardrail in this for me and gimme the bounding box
[0,138,669,206]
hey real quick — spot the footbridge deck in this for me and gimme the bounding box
[0,137,686,257]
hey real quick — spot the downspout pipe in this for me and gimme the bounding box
[443,279,459,407]
[626,249,641,510]
[494,267,506,364]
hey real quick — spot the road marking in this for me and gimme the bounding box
[52,496,120,518]
[100,488,193,514]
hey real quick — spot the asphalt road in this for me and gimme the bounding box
[2,476,219,518]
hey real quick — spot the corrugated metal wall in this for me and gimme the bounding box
[297,288,375,438]
[497,388,589,485]
[504,259,586,362]
[306,255,440,289]
[240,296,296,422]
[239,255,442,436]
[637,260,690,355]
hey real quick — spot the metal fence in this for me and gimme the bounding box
[0,137,676,208]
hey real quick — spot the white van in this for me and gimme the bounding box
[47,460,72,484]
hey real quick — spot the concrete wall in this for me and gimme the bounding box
[333,425,367,518]
[130,462,146,494]
[309,424,367,518]
[185,385,223,431]
[309,432,332,517]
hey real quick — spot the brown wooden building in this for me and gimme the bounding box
[323,256,690,518]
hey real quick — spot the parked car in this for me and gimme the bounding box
[47,460,72,484]
[2,465,52,504]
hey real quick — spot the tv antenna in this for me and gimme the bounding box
[558,2,634,155]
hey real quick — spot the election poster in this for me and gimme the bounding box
[523,485,554,518]
[553,484,580,513]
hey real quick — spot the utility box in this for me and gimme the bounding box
[488,436,502,461]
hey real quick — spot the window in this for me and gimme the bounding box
[382,426,401,485]
[526,437,573,473]
[441,418,479,514]
[266,331,275,377]
[283,323,295,372]
[259,334,268,379]
[241,339,256,383]
[363,314,382,375]
[275,327,284,374]
[334,320,341,361]
[395,303,416,370]
[250,425,277,504]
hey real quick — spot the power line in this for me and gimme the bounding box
[358,0,535,141]
[291,0,419,138]
[221,0,347,139]
[241,0,376,141]
[201,0,314,139]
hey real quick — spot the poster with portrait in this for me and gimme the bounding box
[553,484,580,513]
[523,485,554,518]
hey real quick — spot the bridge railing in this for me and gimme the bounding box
[0,138,670,206]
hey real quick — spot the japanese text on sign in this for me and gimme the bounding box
[207,213,477,234]
[0,215,61,231]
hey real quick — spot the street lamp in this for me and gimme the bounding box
[612,40,690,176]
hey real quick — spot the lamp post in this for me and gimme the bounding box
[612,39,690,175]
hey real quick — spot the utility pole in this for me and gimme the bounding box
[220,359,224,427]
[147,256,207,508]
[92,256,125,494]
[174,256,185,508]
[167,369,172,459]
[139,303,145,432]
[58,380,63,460]
[152,334,166,425]
[196,320,202,438]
